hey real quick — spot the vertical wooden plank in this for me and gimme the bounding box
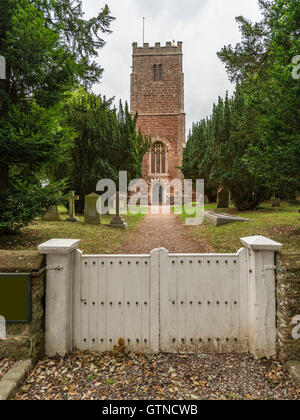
[124,257,133,353]
[130,257,142,353]
[191,256,205,353]
[98,257,108,352]
[195,256,206,352]
[185,256,197,353]
[150,249,160,353]
[212,256,221,351]
[221,256,233,352]
[107,257,124,351]
[203,255,212,351]
[80,256,89,350]
[73,249,82,349]
[141,257,151,353]
[228,256,240,352]
[160,250,177,353]
[208,256,218,352]
[88,257,98,351]
[238,248,250,352]
[176,256,187,353]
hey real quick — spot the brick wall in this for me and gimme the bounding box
[131,42,185,191]
[277,252,300,362]
[0,251,46,360]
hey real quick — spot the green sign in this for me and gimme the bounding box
[0,274,31,323]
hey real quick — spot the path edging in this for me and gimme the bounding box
[0,360,33,400]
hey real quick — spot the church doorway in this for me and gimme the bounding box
[152,183,164,205]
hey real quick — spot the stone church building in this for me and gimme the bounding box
[130,41,186,204]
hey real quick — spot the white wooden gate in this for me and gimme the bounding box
[39,236,282,359]
[73,248,249,354]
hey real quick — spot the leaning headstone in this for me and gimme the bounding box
[84,193,101,225]
[271,198,281,208]
[109,192,127,230]
[66,191,79,222]
[217,188,230,209]
[42,205,61,222]
[205,195,210,205]
[0,315,6,340]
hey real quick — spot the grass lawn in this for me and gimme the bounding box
[176,202,300,253]
[0,206,145,254]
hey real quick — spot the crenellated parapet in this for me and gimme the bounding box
[132,41,183,56]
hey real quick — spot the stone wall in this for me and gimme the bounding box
[0,251,46,360]
[277,252,300,362]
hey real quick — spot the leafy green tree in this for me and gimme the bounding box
[184,0,300,209]
[0,0,114,232]
[55,90,151,210]
[218,0,300,199]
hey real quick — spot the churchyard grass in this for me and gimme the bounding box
[0,206,145,254]
[176,202,300,253]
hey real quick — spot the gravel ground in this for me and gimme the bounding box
[0,358,16,381]
[15,351,299,400]
[119,213,212,254]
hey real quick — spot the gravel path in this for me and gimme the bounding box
[119,213,211,254]
[15,352,299,400]
[0,358,16,381]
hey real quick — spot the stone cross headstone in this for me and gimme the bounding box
[66,191,79,222]
[84,193,101,225]
[0,315,6,340]
[217,188,230,209]
[42,205,61,222]
[109,192,127,229]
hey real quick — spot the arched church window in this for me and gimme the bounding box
[151,142,167,174]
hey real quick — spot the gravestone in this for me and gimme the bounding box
[66,191,79,222]
[42,205,61,222]
[0,315,6,340]
[217,188,230,209]
[109,192,127,229]
[84,193,101,225]
[205,212,250,227]
[271,198,281,208]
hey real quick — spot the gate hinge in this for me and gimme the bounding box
[46,265,64,272]
[264,265,284,273]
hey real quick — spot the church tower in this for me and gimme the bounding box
[130,41,185,203]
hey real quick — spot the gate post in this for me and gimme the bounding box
[241,236,282,359]
[38,239,80,356]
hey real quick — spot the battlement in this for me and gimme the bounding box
[132,41,183,56]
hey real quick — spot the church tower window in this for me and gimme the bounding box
[153,64,157,81]
[153,64,162,82]
[151,142,167,174]
[158,64,163,81]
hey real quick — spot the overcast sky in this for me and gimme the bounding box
[82,0,262,136]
